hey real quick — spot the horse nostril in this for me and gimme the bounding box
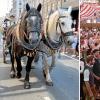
[29,32,39,44]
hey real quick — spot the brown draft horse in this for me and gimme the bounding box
[6,3,43,89]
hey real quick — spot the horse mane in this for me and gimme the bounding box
[44,11,59,36]
[49,11,59,31]
[16,9,30,42]
[20,11,28,30]
[6,24,16,36]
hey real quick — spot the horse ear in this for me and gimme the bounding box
[37,3,42,12]
[68,6,72,14]
[26,3,30,12]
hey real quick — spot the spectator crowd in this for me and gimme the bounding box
[80,29,100,99]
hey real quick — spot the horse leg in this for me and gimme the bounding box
[24,56,34,89]
[9,46,16,78]
[57,50,60,58]
[50,53,56,72]
[58,47,62,58]
[16,56,22,78]
[34,52,39,63]
[42,53,53,86]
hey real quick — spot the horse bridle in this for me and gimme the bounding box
[16,16,42,51]
[56,16,73,37]
[20,10,43,41]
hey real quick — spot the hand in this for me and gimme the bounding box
[93,73,100,80]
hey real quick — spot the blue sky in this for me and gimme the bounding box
[0,0,12,17]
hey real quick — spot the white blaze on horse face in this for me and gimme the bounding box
[31,16,37,22]
[28,16,39,43]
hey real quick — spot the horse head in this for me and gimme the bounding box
[19,3,42,50]
[57,7,78,47]
[44,7,74,49]
[57,7,73,36]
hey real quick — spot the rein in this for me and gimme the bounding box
[56,16,66,36]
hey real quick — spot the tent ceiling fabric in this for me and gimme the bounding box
[80,3,100,20]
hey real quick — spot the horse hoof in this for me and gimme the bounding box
[16,73,22,79]
[10,74,15,78]
[24,81,31,89]
[46,81,53,86]
[10,71,15,78]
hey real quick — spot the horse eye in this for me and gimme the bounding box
[61,22,65,26]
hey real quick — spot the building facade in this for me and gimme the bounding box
[11,0,24,23]
[42,0,79,20]
[24,0,78,19]
[24,0,35,7]
[24,0,43,8]
[10,0,79,23]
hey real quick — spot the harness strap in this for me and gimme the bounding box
[56,16,73,36]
